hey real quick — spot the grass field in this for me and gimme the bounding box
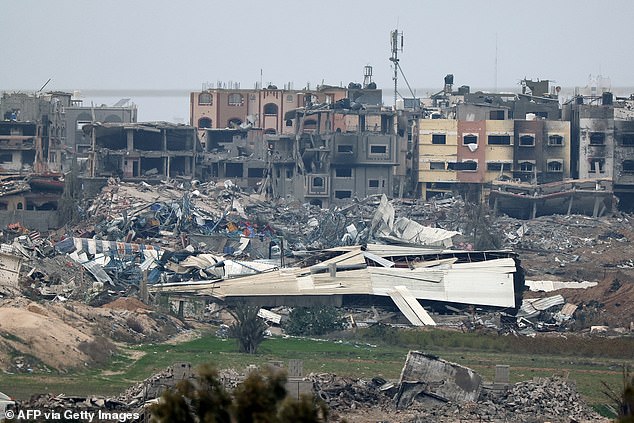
[2,328,631,414]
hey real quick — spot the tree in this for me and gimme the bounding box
[228,304,268,354]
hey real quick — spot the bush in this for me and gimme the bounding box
[284,307,347,336]
[151,364,328,422]
[228,304,268,354]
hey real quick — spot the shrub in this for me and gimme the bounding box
[151,364,328,422]
[228,304,268,354]
[284,307,347,336]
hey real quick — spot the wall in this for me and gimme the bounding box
[417,119,458,184]
[0,210,62,231]
[457,121,486,183]
[483,120,514,182]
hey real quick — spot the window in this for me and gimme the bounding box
[313,177,324,187]
[622,134,634,146]
[488,135,511,145]
[589,159,605,174]
[431,134,446,144]
[463,134,478,145]
[225,163,243,177]
[337,144,353,153]
[589,132,605,145]
[519,161,534,172]
[430,162,445,170]
[623,160,634,172]
[198,117,212,129]
[548,135,564,146]
[459,161,478,171]
[449,161,477,171]
[228,93,243,106]
[285,119,293,127]
[286,94,294,102]
[286,169,293,179]
[368,179,380,188]
[487,162,512,171]
[0,153,12,163]
[198,93,212,105]
[335,190,352,199]
[263,103,278,115]
[335,167,352,177]
[247,168,265,178]
[547,160,563,172]
[370,145,388,154]
[489,110,505,120]
[227,118,242,128]
[519,135,535,147]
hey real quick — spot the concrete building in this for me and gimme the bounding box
[190,84,348,139]
[564,92,634,209]
[417,118,570,201]
[86,122,200,180]
[64,100,137,158]
[265,107,403,207]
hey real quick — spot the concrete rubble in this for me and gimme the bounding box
[15,357,606,423]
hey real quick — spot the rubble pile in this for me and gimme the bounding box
[309,373,392,410]
[495,376,602,421]
[21,394,130,416]
[15,362,608,423]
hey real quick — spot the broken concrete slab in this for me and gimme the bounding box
[395,351,483,408]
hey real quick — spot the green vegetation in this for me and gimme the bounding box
[151,364,327,423]
[283,307,347,336]
[2,327,632,413]
[228,304,268,354]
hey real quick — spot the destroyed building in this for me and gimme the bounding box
[85,122,200,180]
[190,71,407,205]
[563,92,634,210]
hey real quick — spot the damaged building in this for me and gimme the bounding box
[191,72,407,206]
[85,122,200,180]
[564,92,634,210]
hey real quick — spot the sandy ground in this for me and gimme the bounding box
[0,297,185,372]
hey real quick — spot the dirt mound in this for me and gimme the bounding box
[0,298,187,372]
[102,297,152,312]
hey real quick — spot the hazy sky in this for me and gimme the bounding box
[2,0,633,93]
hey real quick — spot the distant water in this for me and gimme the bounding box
[9,86,632,125]
[77,89,192,124]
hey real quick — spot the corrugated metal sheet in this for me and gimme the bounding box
[388,286,436,326]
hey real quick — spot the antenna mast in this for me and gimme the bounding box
[390,29,403,109]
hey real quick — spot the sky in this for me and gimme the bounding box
[2,0,633,100]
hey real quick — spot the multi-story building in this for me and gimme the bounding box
[417,118,571,201]
[564,92,634,209]
[1,91,137,172]
[85,122,199,180]
[190,84,349,138]
[64,99,137,158]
